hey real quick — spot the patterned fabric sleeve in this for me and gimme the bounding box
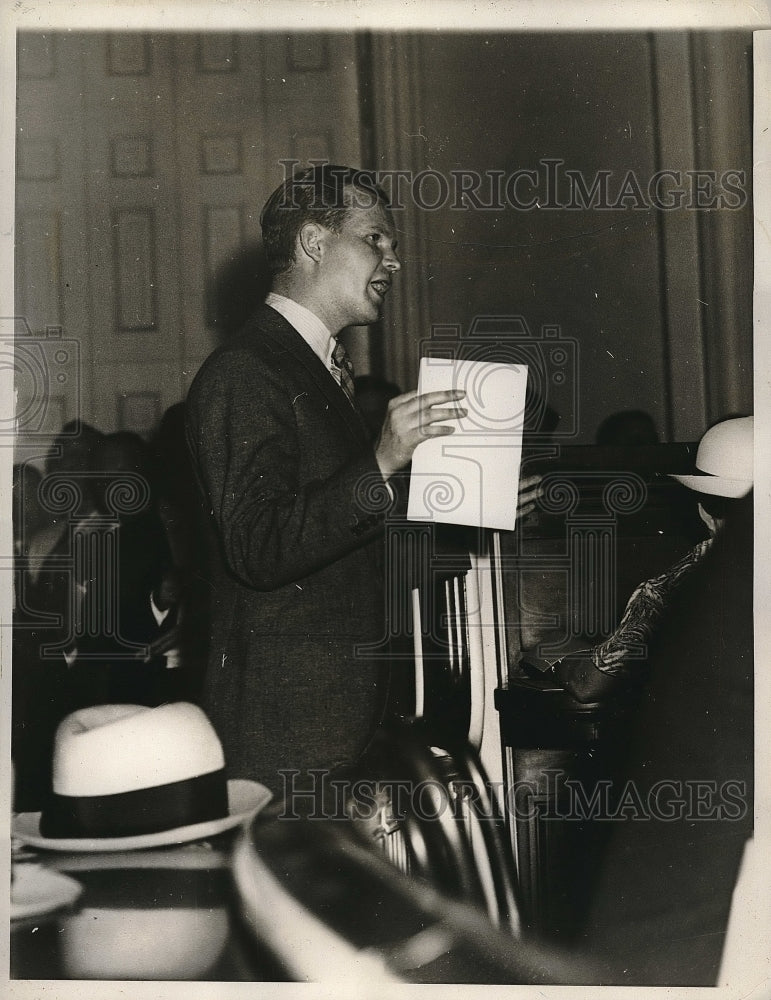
[592,538,714,677]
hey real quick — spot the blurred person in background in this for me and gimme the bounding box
[552,416,752,703]
[12,421,104,810]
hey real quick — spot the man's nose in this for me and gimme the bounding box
[382,247,401,273]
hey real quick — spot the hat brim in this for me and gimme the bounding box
[11,779,271,853]
[669,473,752,499]
[11,863,83,921]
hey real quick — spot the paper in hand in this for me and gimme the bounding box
[407,357,528,530]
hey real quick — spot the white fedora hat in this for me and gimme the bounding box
[12,702,271,851]
[670,416,753,498]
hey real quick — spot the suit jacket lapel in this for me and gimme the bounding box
[255,305,372,447]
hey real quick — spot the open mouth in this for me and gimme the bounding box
[370,280,391,300]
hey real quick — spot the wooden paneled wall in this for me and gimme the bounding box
[15,31,363,445]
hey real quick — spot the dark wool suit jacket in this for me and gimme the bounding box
[186,305,392,791]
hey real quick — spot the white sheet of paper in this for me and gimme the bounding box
[407,357,528,530]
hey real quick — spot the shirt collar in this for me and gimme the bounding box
[265,292,335,369]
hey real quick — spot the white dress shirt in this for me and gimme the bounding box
[265,292,342,386]
[265,292,393,489]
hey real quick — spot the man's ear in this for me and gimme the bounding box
[298,222,325,263]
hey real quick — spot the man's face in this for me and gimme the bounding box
[317,195,401,331]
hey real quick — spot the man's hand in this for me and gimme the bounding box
[142,626,181,663]
[375,389,467,480]
[517,473,543,521]
[152,569,183,612]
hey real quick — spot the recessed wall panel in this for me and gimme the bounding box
[17,138,61,181]
[198,34,238,73]
[113,209,157,332]
[108,34,152,76]
[16,212,62,334]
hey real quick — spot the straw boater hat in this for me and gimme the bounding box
[12,702,271,851]
[670,416,753,498]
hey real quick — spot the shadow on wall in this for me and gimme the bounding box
[211,240,273,344]
[595,410,660,447]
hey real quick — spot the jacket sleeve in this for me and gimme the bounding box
[185,347,392,591]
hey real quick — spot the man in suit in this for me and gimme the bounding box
[186,165,467,792]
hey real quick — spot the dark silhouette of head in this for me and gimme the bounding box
[45,420,104,476]
[596,410,660,447]
[92,431,153,518]
[212,240,272,341]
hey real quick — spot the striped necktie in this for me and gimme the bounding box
[331,340,356,408]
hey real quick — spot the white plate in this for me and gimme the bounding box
[11,863,83,920]
[12,779,271,853]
